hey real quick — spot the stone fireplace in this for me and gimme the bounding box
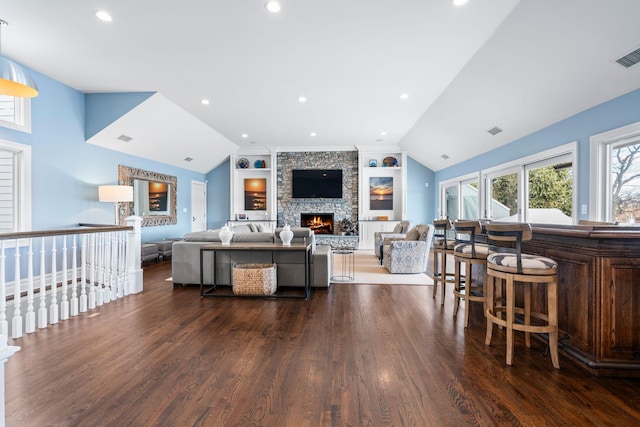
[301,213,334,234]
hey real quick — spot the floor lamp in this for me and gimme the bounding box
[98,185,134,225]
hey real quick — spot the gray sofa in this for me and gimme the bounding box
[171,225,331,288]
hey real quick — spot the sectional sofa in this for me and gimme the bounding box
[171,223,331,288]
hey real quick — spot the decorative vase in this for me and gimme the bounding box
[219,224,233,245]
[280,224,294,246]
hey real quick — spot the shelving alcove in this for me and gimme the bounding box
[357,146,407,249]
[230,149,277,223]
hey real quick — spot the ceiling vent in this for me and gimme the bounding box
[184,157,193,162]
[117,134,133,142]
[488,126,503,136]
[440,154,450,160]
[616,47,640,68]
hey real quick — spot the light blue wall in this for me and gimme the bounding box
[0,63,205,243]
[205,159,231,229]
[84,92,155,140]
[434,88,640,221]
[406,156,434,224]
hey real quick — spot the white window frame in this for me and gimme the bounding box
[438,172,480,219]
[590,121,640,222]
[482,142,577,223]
[440,142,577,223]
[0,96,32,133]
[0,138,31,234]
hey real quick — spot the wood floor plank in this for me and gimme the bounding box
[5,261,640,426]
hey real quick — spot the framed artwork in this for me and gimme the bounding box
[244,178,267,210]
[369,159,377,167]
[369,177,393,210]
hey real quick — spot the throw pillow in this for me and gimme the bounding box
[405,228,419,241]
[258,224,271,233]
[232,224,252,234]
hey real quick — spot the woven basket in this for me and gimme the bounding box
[232,263,277,295]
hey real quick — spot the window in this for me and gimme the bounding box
[439,173,480,221]
[440,142,577,224]
[0,95,32,133]
[0,139,31,233]
[591,121,640,223]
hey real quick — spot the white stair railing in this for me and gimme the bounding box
[0,219,143,426]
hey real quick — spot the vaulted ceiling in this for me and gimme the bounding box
[2,0,639,174]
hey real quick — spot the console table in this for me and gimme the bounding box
[199,241,312,299]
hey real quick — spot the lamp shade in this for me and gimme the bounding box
[0,56,38,98]
[98,185,133,203]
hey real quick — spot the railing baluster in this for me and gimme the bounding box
[118,230,126,297]
[80,234,87,313]
[110,232,118,301]
[70,235,78,317]
[60,236,69,321]
[103,233,111,304]
[0,241,7,337]
[37,237,47,329]
[49,236,58,325]
[12,239,22,338]
[88,233,96,310]
[96,233,104,306]
[25,238,35,334]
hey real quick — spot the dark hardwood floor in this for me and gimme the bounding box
[6,261,640,426]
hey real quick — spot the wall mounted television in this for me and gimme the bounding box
[292,169,343,198]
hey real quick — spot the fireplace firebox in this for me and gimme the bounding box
[301,213,334,234]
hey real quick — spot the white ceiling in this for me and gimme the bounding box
[1,0,639,174]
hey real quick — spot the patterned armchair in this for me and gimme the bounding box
[382,224,434,274]
[373,220,413,261]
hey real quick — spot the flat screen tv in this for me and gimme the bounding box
[292,169,343,198]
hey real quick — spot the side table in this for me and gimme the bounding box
[331,249,355,282]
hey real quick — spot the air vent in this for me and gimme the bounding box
[488,126,503,136]
[117,134,133,142]
[440,154,450,160]
[184,157,193,162]
[616,47,640,68]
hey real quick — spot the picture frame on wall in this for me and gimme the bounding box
[369,159,377,167]
[369,177,393,210]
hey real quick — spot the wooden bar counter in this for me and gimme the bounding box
[521,224,640,376]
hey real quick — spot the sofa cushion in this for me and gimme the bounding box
[232,232,275,243]
[183,231,220,242]
[231,224,253,234]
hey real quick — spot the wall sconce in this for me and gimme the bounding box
[99,185,134,224]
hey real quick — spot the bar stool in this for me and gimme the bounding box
[432,219,455,305]
[453,220,489,328]
[484,223,559,369]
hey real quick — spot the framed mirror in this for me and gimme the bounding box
[118,165,177,226]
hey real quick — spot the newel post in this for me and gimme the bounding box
[0,334,19,427]
[126,216,143,294]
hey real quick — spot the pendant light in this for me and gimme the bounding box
[0,20,38,98]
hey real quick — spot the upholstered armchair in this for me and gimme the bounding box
[382,224,434,274]
[373,220,413,261]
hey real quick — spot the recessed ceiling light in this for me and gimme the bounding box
[95,10,113,22]
[265,1,282,13]
[241,133,249,138]
[380,131,387,136]
[184,157,193,162]
[201,99,210,105]
[249,141,257,144]
[298,96,307,103]
[452,0,469,6]
[400,93,409,100]
[441,154,450,160]
[310,132,317,137]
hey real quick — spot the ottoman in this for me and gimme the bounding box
[148,240,174,261]
[141,243,159,264]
